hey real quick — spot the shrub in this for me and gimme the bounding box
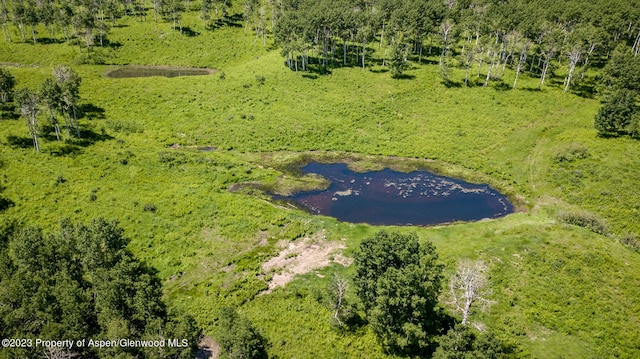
[557,211,609,235]
[619,234,640,252]
[158,152,189,167]
[552,143,589,163]
[106,119,144,134]
[143,203,157,212]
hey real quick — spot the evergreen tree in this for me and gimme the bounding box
[594,89,638,137]
[217,307,268,359]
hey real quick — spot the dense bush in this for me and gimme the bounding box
[552,143,589,163]
[557,211,609,235]
[433,324,515,359]
[105,119,144,134]
[619,234,640,252]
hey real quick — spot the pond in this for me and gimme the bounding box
[276,162,513,226]
[105,66,213,78]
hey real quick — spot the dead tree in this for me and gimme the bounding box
[564,47,582,92]
[449,259,492,326]
[328,274,349,327]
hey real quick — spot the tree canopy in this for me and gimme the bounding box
[354,230,444,354]
[0,218,200,359]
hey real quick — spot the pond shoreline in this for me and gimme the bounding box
[272,162,514,226]
[104,65,216,78]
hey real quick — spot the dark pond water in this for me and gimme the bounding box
[105,66,212,78]
[276,162,513,226]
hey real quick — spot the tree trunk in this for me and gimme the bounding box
[1,23,10,42]
[483,51,496,87]
[539,58,550,89]
[379,21,384,51]
[362,42,366,69]
[343,40,347,66]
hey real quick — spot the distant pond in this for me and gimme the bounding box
[105,66,213,78]
[276,162,513,226]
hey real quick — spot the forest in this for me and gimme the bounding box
[0,0,639,358]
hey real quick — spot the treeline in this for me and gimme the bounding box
[0,218,200,359]
[0,0,235,47]
[270,0,639,82]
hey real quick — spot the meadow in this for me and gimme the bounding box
[1,9,639,359]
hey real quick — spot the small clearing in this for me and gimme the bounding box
[262,231,352,293]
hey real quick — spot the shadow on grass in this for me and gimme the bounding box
[48,143,83,156]
[74,128,114,146]
[519,86,542,92]
[0,197,14,212]
[47,128,113,156]
[179,27,200,37]
[6,135,33,149]
[369,67,389,74]
[33,37,65,44]
[493,81,511,91]
[570,77,597,99]
[393,73,416,80]
[79,103,107,120]
[442,79,462,87]
[207,14,243,29]
[104,39,122,49]
[0,104,17,120]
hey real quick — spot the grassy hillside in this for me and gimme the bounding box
[1,10,639,359]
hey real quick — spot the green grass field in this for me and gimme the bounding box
[1,10,639,358]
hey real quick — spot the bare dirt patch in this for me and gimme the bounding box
[261,231,352,293]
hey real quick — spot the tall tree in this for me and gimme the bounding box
[40,77,63,141]
[354,231,444,354]
[439,19,455,68]
[53,65,81,137]
[388,39,409,78]
[564,45,581,92]
[15,87,40,151]
[512,38,530,89]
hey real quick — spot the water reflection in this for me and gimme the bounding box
[276,162,513,226]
